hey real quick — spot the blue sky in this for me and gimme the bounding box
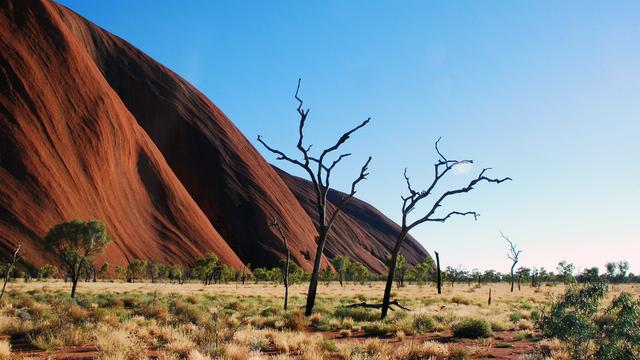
[58,0,640,274]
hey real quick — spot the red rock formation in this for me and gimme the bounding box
[0,0,428,273]
[0,0,244,269]
[275,168,429,273]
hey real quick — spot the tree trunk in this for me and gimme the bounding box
[510,263,516,292]
[435,252,442,295]
[517,275,521,291]
[305,227,327,316]
[339,273,343,287]
[381,230,407,320]
[71,276,79,298]
[0,271,10,300]
[284,243,290,311]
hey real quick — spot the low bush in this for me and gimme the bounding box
[363,321,394,336]
[451,296,472,305]
[412,313,435,333]
[334,307,378,322]
[539,281,640,359]
[451,317,492,339]
[284,311,307,331]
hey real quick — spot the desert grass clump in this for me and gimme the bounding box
[516,319,534,330]
[412,313,435,333]
[489,317,510,331]
[363,321,394,336]
[68,303,89,323]
[284,311,307,331]
[451,317,493,339]
[172,300,206,324]
[96,328,147,359]
[139,303,170,322]
[334,307,378,322]
[451,296,472,305]
[448,343,470,359]
[319,338,338,352]
[396,340,449,360]
[0,339,11,360]
[309,312,322,327]
[361,338,392,357]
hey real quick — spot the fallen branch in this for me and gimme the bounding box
[346,299,411,311]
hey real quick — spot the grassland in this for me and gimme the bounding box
[0,281,637,359]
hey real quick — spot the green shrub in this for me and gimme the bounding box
[539,280,640,359]
[172,300,206,324]
[363,321,394,336]
[319,338,338,352]
[412,314,435,333]
[451,317,493,339]
[334,307,378,322]
[509,312,524,322]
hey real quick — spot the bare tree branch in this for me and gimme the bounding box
[257,79,372,316]
[327,156,372,230]
[406,167,511,231]
[381,137,511,319]
[425,211,479,222]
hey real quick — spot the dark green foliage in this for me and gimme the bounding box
[44,219,111,297]
[333,306,378,322]
[539,280,640,359]
[451,317,493,339]
[412,313,435,333]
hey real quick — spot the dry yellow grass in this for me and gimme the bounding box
[2,281,638,359]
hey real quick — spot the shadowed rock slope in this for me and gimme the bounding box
[0,0,428,272]
[275,168,429,273]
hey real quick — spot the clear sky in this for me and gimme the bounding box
[58,0,639,274]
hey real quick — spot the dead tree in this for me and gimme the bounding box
[258,79,372,316]
[502,232,521,293]
[435,251,442,294]
[270,218,290,311]
[380,138,511,319]
[0,242,22,300]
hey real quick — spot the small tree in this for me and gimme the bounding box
[127,259,148,283]
[270,218,290,310]
[193,253,219,285]
[380,139,511,319]
[44,219,111,298]
[115,265,127,281]
[38,263,60,280]
[169,264,184,284]
[445,266,464,287]
[385,254,408,288]
[501,232,521,292]
[333,255,351,287]
[258,79,372,316]
[319,268,334,286]
[617,261,630,283]
[148,263,160,283]
[97,262,109,281]
[347,262,370,284]
[606,262,617,280]
[412,259,434,286]
[0,241,22,300]
[557,260,576,285]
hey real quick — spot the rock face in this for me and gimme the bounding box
[0,0,428,272]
